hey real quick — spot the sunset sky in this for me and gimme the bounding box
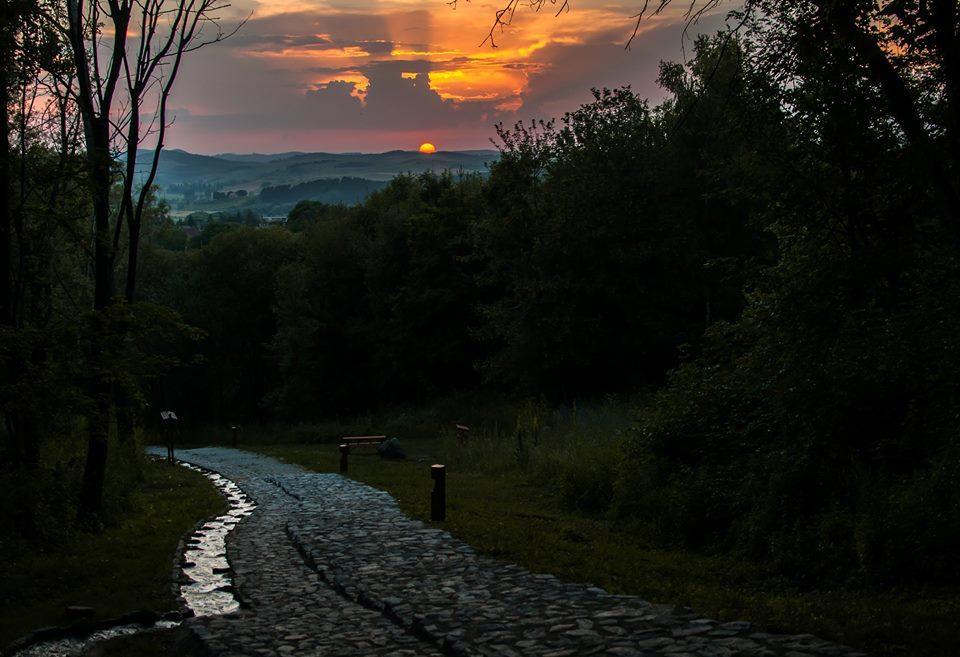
[166,0,730,153]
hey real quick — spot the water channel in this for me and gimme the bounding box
[10,460,255,657]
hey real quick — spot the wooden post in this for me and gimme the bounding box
[339,444,349,474]
[431,464,446,521]
[231,425,239,447]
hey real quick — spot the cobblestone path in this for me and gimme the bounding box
[169,447,867,657]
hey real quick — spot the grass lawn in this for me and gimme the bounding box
[257,439,959,657]
[0,458,224,648]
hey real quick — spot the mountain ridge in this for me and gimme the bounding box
[143,147,499,214]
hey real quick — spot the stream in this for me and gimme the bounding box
[9,459,256,657]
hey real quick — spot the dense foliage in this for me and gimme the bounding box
[618,10,960,585]
[141,16,960,587]
[141,75,763,419]
[0,0,222,535]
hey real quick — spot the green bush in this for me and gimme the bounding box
[614,231,960,585]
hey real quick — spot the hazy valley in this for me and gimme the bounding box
[145,148,499,216]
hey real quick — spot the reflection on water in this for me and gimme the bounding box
[10,459,255,657]
[178,464,257,616]
[10,622,180,657]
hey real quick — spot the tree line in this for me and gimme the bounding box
[141,78,759,422]
[145,8,960,583]
[1,0,233,530]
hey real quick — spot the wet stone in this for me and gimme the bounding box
[131,447,870,657]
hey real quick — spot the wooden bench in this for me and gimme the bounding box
[340,435,387,452]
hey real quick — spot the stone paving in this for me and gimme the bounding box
[169,447,868,657]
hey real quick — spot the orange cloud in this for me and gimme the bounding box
[234,0,647,109]
[314,72,369,97]
[163,0,731,152]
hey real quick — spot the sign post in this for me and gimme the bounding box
[160,410,179,464]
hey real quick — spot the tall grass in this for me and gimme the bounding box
[1,419,152,544]
[168,393,642,517]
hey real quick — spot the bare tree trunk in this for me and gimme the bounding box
[89,135,115,312]
[124,226,140,302]
[115,395,140,477]
[0,7,10,329]
[78,125,117,518]
[79,387,111,517]
[65,0,239,517]
[0,2,20,470]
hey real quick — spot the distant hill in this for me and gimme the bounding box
[141,148,499,215]
[213,152,307,163]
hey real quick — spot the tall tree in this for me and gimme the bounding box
[484,0,959,223]
[1,0,77,469]
[1,2,11,330]
[62,0,239,517]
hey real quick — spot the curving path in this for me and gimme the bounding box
[164,447,868,657]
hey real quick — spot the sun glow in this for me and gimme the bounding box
[164,0,721,152]
[419,142,437,154]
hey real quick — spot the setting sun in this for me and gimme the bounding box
[419,142,437,154]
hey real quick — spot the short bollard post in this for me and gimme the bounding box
[431,464,446,521]
[339,444,349,474]
[231,425,239,447]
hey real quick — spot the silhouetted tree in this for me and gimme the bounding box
[63,0,240,517]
